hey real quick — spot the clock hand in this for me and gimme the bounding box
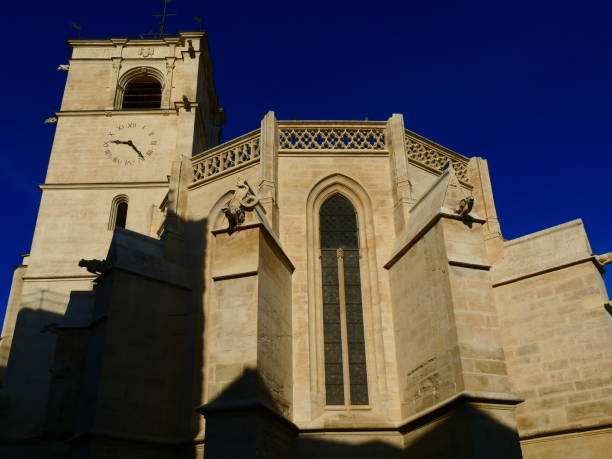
[126,140,145,160]
[110,140,130,145]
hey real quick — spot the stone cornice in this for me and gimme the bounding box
[299,390,522,432]
[212,270,258,282]
[278,120,387,127]
[520,423,612,442]
[56,109,178,117]
[384,211,485,269]
[67,32,204,48]
[491,219,599,285]
[448,259,491,270]
[212,221,295,274]
[40,181,168,190]
[396,390,524,434]
[502,218,584,248]
[277,151,388,157]
[22,274,96,282]
[69,57,169,62]
[491,255,603,288]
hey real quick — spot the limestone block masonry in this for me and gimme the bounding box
[0,30,610,459]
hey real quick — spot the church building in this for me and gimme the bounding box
[1,30,611,459]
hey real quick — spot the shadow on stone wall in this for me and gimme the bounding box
[0,212,524,458]
[181,214,209,452]
[200,367,523,459]
[0,211,213,458]
[61,215,213,458]
[0,299,66,443]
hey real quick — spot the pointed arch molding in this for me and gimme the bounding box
[305,174,388,416]
[114,66,166,109]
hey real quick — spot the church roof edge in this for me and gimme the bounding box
[67,31,205,48]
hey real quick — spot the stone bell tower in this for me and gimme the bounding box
[0,31,223,444]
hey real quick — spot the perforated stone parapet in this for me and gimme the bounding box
[191,122,471,186]
[404,131,470,184]
[192,130,261,184]
[279,126,386,150]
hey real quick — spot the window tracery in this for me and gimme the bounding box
[319,194,369,406]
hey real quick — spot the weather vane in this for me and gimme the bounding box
[140,0,177,39]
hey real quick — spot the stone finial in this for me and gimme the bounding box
[456,196,475,216]
[596,252,612,267]
[44,117,58,124]
[222,177,259,230]
[57,64,70,71]
[78,259,111,275]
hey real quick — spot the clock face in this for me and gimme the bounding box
[103,122,158,165]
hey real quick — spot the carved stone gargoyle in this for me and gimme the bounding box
[455,196,474,216]
[78,258,111,275]
[596,252,612,267]
[222,177,259,230]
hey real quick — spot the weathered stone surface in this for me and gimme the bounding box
[1,28,610,459]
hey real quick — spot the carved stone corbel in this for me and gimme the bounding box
[187,40,196,58]
[596,252,612,267]
[222,177,259,230]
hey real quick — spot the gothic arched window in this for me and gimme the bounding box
[108,195,129,230]
[319,194,369,406]
[121,75,162,109]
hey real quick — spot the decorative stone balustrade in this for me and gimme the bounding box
[190,122,470,187]
[192,129,261,185]
[404,130,470,184]
[278,123,386,151]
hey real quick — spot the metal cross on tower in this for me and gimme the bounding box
[141,0,177,39]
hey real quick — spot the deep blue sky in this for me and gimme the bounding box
[1,0,611,322]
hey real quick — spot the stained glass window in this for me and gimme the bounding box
[319,194,369,406]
